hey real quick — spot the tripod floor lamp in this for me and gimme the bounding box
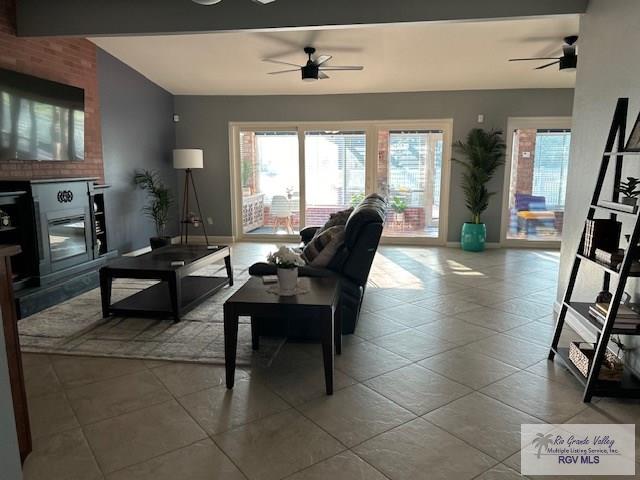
[173,149,209,245]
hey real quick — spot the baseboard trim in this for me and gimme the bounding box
[445,242,501,249]
[553,300,594,343]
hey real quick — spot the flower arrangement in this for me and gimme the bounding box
[267,246,305,270]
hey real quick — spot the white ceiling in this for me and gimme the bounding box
[91,16,580,95]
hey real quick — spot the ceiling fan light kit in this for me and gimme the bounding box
[509,35,578,72]
[264,46,364,82]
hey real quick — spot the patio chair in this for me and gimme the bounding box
[270,195,293,233]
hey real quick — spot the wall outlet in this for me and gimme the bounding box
[207,217,213,225]
[477,114,484,123]
[173,114,180,123]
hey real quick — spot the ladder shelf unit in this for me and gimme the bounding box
[550,97,640,402]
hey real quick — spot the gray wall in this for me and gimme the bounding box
[174,89,574,241]
[558,0,640,370]
[0,311,22,479]
[16,0,588,37]
[98,49,178,253]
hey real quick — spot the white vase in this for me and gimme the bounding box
[277,267,298,296]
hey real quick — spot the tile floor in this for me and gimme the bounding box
[20,243,640,479]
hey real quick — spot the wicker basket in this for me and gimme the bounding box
[568,342,624,382]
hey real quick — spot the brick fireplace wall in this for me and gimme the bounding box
[0,0,103,180]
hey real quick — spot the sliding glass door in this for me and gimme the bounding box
[502,118,572,244]
[232,120,452,244]
[304,131,366,226]
[376,129,445,238]
[239,130,300,235]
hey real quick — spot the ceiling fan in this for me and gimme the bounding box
[509,35,578,71]
[264,47,364,81]
[192,0,275,5]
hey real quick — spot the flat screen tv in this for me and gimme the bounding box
[0,68,84,161]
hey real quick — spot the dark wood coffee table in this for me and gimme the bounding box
[224,276,340,395]
[100,245,233,322]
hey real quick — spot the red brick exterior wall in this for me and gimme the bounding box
[0,0,103,181]
[513,129,537,196]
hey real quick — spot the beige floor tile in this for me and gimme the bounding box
[83,400,207,473]
[287,451,387,480]
[22,353,51,367]
[424,392,543,461]
[50,355,147,388]
[415,294,483,315]
[454,307,532,332]
[66,370,173,425]
[475,463,524,480]
[419,348,519,390]
[492,298,554,321]
[334,341,411,381]
[354,311,409,340]
[525,359,584,391]
[463,334,549,369]
[23,361,63,398]
[253,359,356,406]
[374,303,444,327]
[299,384,415,447]
[566,401,640,458]
[360,292,404,312]
[369,286,435,304]
[105,439,245,480]
[179,378,290,435]
[370,329,456,361]
[365,363,471,415]
[214,409,344,480]
[28,391,79,439]
[22,428,102,480]
[503,321,553,346]
[417,317,497,345]
[481,370,589,423]
[354,418,497,480]
[448,287,514,307]
[151,362,248,397]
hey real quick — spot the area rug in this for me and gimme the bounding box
[18,265,285,367]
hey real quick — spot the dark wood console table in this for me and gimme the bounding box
[0,244,31,463]
[100,245,233,322]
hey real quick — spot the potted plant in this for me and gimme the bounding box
[391,196,408,223]
[267,245,305,296]
[134,169,173,250]
[618,177,640,207]
[453,128,505,252]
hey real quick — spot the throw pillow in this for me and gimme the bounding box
[302,225,346,267]
[315,207,353,237]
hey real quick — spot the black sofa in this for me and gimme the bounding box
[248,193,387,337]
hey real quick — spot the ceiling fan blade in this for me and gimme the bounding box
[319,66,364,71]
[252,0,277,3]
[263,58,301,68]
[318,72,330,80]
[535,60,560,70]
[509,57,560,62]
[315,55,332,66]
[267,69,300,75]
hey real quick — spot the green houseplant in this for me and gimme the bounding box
[453,128,505,251]
[134,169,173,249]
[618,176,640,207]
[391,195,408,222]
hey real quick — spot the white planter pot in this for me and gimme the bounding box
[277,267,298,296]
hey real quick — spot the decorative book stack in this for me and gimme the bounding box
[583,219,621,258]
[594,248,624,267]
[588,302,640,332]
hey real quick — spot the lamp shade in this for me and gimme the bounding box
[173,149,204,169]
